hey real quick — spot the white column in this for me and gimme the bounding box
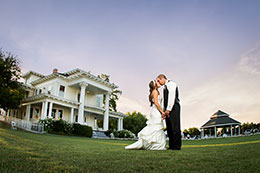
[26,104,31,122]
[214,126,217,138]
[48,102,53,118]
[201,128,204,138]
[103,92,110,131]
[120,118,123,130]
[230,125,233,136]
[70,108,74,123]
[54,109,58,120]
[117,118,121,131]
[78,82,87,124]
[41,101,48,120]
[238,126,241,135]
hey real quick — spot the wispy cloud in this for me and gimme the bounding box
[181,43,260,129]
[237,43,260,75]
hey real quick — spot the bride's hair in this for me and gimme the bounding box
[149,80,157,106]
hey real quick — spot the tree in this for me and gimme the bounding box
[241,122,259,133]
[183,129,189,137]
[97,73,121,112]
[123,111,147,135]
[188,127,200,137]
[0,50,25,111]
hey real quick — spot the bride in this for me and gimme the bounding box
[125,80,166,150]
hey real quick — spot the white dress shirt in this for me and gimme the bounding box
[164,80,177,111]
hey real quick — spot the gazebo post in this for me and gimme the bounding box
[214,126,217,138]
[230,125,233,136]
[201,128,204,138]
[238,125,241,135]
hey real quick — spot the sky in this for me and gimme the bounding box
[1,0,260,130]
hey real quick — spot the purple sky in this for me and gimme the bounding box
[1,0,260,129]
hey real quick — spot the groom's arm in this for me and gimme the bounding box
[166,81,177,112]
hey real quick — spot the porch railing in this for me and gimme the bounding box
[1,115,44,134]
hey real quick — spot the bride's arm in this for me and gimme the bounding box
[152,90,164,114]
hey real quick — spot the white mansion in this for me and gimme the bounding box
[6,68,126,131]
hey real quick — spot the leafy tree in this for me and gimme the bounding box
[98,73,121,112]
[241,122,259,133]
[188,127,200,137]
[183,129,189,136]
[0,50,25,111]
[123,111,147,135]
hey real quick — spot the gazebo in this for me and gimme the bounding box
[201,110,241,138]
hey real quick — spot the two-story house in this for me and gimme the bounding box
[7,68,126,131]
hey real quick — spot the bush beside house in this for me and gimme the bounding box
[105,129,134,138]
[39,119,92,137]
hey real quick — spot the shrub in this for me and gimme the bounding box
[118,130,134,138]
[72,123,93,137]
[39,118,54,132]
[39,119,73,135]
[105,129,134,138]
[105,129,114,137]
[39,119,93,137]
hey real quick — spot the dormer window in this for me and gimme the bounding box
[48,86,52,94]
[59,85,65,97]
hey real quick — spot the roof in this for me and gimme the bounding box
[201,110,241,128]
[23,68,118,89]
[22,71,45,78]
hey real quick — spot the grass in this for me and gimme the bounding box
[0,122,260,172]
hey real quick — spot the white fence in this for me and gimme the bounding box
[0,115,44,133]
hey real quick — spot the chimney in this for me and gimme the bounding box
[53,68,58,74]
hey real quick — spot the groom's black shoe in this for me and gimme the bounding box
[167,147,174,150]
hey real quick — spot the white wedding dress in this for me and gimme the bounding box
[125,95,166,150]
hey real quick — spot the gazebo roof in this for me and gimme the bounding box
[201,110,241,128]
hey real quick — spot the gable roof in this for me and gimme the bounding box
[201,110,241,128]
[24,68,118,89]
[22,71,45,78]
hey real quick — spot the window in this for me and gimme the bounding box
[30,108,33,118]
[51,109,56,118]
[96,95,103,107]
[39,89,42,94]
[58,110,63,119]
[48,86,52,94]
[46,103,50,118]
[75,115,78,122]
[84,116,87,122]
[34,108,39,117]
[59,85,65,97]
[25,91,29,98]
[77,93,80,102]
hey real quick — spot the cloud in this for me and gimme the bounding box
[237,43,260,75]
[181,44,260,129]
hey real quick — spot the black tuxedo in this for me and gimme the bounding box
[164,82,181,150]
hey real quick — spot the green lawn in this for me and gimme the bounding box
[0,122,260,172]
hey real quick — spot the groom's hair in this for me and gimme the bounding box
[157,74,167,79]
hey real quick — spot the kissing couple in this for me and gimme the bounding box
[125,74,181,150]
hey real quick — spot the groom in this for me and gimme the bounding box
[157,74,181,150]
